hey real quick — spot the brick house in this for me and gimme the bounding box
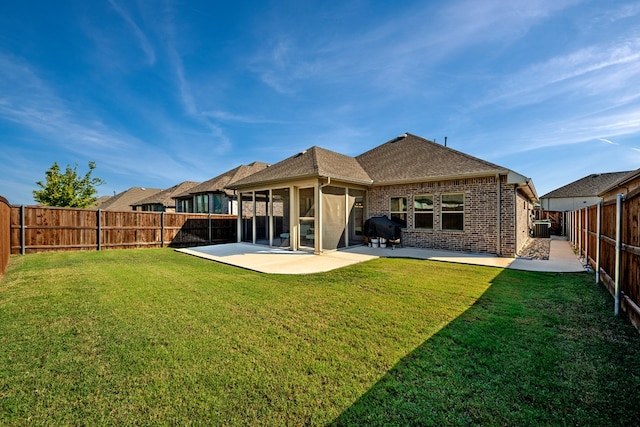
[230,133,537,256]
[173,162,269,214]
[131,181,200,212]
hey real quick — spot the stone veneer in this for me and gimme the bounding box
[368,176,530,256]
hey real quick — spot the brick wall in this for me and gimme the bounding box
[369,176,521,256]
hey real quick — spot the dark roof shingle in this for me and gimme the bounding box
[97,187,163,211]
[356,133,507,184]
[175,162,270,197]
[541,171,634,198]
[231,147,372,188]
[132,181,200,207]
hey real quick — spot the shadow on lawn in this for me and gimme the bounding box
[331,269,640,427]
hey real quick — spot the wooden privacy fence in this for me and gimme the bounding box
[569,193,640,331]
[8,205,237,254]
[0,196,10,277]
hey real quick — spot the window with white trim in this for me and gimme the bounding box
[414,195,434,229]
[441,193,464,231]
[390,196,407,227]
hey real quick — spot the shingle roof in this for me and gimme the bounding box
[356,133,508,184]
[231,147,373,188]
[131,181,200,208]
[97,187,163,211]
[541,171,634,198]
[598,168,640,196]
[175,162,270,197]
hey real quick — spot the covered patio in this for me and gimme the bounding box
[230,146,373,254]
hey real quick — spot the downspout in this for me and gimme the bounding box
[496,174,501,256]
[595,202,601,284]
[614,193,625,316]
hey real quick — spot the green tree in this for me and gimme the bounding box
[33,161,105,208]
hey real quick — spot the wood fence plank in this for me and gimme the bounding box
[7,206,236,254]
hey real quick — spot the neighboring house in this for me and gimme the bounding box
[96,187,163,211]
[131,181,200,212]
[173,162,270,214]
[540,171,632,211]
[539,171,632,235]
[230,133,538,256]
[599,168,640,203]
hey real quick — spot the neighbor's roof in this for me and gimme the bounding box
[231,147,373,188]
[356,133,509,184]
[131,181,200,208]
[598,168,640,196]
[175,162,270,197]
[541,171,634,199]
[97,187,163,211]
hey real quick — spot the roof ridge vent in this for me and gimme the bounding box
[390,133,408,143]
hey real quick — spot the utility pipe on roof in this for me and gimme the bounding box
[614,193,625,317]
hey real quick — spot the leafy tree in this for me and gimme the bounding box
[33,161,105,208]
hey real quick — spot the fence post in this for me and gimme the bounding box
[97,209,102,251]
[614,194,625,316]
[579,209,583,255]
[595,202,601,284]
[584,207,589,267]
[20,205,25,255]
[208,214,212,244]
[161,212,165,247]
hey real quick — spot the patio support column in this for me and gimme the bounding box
[291,186,298,251]
[236,192,242,243]
[344,189,349,248]
[315,182,322,254]
[268,189,273,247]
[252,191,256,245]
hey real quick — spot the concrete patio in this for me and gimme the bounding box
[176,236,585,275]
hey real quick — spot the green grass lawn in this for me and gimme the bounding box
[1,249,639,426]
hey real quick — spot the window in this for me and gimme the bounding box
[414,195,434,229]
[212,194,223,214]
[390,197,407,227]
[442,193,464,231]
[195,194,209,213]
[177,198,192,213]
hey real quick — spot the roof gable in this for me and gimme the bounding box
[541,171,634,198]
[231,147,372,188]
[132,181,200,207]
[356,133,507,184]
[97,187,163,211]
[175,162,270,197]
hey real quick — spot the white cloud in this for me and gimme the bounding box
[108,0,156,65]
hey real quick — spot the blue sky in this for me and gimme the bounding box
[1,0,640,205]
